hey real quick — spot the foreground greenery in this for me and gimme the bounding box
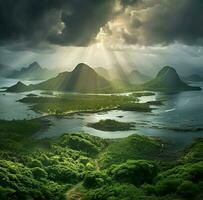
[18,94,157,115]
[0,119,203,200]
[87,119,135,131]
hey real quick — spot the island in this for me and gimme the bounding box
[87,119,135,131]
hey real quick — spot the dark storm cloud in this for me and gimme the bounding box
[49,0,116,46]
[0,0,63,42]
[0,0,203,48]
[0,0,115,47]
[121,0,203,46]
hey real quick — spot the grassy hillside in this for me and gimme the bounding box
[0,119,202,200]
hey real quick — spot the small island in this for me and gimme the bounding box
[87,119,135,131]
[26,93,38,97]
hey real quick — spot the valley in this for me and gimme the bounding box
[0,63,203,200]
[1,1,203,199]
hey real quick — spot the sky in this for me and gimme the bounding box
[0,0,203,75]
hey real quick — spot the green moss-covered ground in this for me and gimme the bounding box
[0,119,202,200]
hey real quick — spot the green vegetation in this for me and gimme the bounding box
[98,134,164,168]
[26,93,38,97]
[181,138,203,163]
[0,122,108,200]
[0,119,49,152]
[81,137,203,200]
[87,119,134,131]
[41,91,54,95]
[0,119,203,200]
[18,94,156,114]
[130,92,155,97]
[108,160,158,186]
[143,66,201,91]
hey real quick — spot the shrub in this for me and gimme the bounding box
[61,134,99,156]
[85,183,141,200]
[155,178,182,196]
[32,167,48,179]
[141,184,156,195]
[28,159,43,168]
[177,181,199,198]
[83,172,106,188]
[86,162,95,170]
[0,186,15,200]
[46,165,79,183]
[109,160,158,186]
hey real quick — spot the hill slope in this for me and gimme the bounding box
[6,63,113,93]
[143,66,201,91]
[95,67,110,80]
[34,63,112,92]
[6,81,29,92]
[129,69,151,84]
[95,67,150,85]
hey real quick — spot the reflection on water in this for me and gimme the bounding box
[36,83,203,148]
[0,77,203,148]
[0,78,43,120]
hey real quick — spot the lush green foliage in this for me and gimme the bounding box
[99,134,163,168]
[182,138,203,163]
[108,160,158,186]
[18,94,157,114]
[0,119,49,152]
[88,119,134,131]
[0,119,203,200]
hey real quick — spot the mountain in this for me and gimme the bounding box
[183,74,203,82]
[129,69,151,84]
[7,62,57,80]
[96,67,129,83]
[7,63,113,93]
[143,66,201,91]
[95,67,110,80]
[35,63,112,92]
[6,81,29,92]
[95,67,151,85]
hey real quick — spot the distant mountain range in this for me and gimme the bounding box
[129,70,151,84]
[143,66,201,91]
[7,63,113,93]
[6,64,201,93]
[95,67,151,84]
[6,62,57,80]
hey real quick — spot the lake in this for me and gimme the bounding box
[0,77,203,148]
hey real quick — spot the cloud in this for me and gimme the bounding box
[104,0,203,47]
[0,0,116,48]
[0,0,203,49]
[48,0,116,46]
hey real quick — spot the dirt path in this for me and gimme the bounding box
[66,182,83,200]
[94,159,100,171]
